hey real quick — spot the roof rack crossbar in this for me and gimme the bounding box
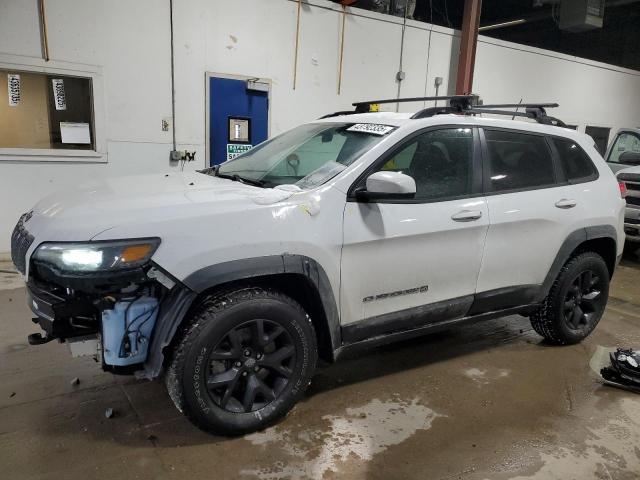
[352,95,476,107]
[320,95,566,128]
[479,103,559,109]
[352,95,479,112]
[469,107,567,128]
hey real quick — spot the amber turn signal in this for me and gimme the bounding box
[121,244,154,263]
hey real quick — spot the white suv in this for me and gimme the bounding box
[11,96,626,435]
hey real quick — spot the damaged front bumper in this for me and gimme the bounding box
[22,260,195,378]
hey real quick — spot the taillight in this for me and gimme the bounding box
[619,181,627,198]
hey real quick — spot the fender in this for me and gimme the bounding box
[538,225,617,301]
[142,255,341,378]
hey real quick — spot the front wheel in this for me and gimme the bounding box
[165,287,317,435]
[530,252,610,345]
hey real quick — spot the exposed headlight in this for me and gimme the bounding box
[33,238,160,273]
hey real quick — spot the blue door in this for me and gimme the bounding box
[209,76,269,166]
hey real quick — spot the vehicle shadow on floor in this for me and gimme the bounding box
[307,313,538,398]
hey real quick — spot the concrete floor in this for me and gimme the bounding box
[2,250,640,480]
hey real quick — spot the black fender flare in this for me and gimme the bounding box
[538,225,617,301]
[143,255,341,378]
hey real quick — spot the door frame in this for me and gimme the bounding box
[204,72,272,167]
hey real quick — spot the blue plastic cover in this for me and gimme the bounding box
[102,297,159,366]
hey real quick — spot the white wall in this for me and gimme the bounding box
[1,0,639,253]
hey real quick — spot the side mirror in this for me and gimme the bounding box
[355,171,416,201]
[620,151,640,166]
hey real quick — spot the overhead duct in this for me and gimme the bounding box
[559,0,605,32]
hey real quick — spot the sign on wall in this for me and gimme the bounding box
[8,74,20,106]
[226,143,252,161]
[51,79,67,111]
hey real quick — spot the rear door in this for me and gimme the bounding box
[340,127,489,336]
[474,128,579,310]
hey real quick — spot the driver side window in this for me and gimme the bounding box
[379,128,474,201]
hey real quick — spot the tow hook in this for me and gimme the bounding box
[27,332,54,345]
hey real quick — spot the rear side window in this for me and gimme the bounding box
[552,138,597,183]
[484,129,556,192]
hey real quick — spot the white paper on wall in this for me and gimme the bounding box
[60,122,91,144]
[51,79,67,110]
[8,74,20,106]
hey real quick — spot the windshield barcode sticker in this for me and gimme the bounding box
[347,123,395,136]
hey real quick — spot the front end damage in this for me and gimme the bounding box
[13,214,195,378]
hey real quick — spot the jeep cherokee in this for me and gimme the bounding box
[11,96,626,435]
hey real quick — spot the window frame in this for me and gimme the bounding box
[347,125,483,204]
[479,127,563,196]
[0,53,106,163]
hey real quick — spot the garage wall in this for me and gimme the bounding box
[1,0,639,254]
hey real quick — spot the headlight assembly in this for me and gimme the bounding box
[33,238,160,273]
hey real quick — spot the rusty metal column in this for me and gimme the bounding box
[455,0,482,95]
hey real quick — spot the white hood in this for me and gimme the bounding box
[25,172,298,242]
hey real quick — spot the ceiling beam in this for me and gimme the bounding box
[456,0,482,95]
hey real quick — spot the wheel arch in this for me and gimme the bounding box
[143,255,341,379]
[541,225,618,300]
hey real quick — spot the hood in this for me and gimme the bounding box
[26,171,300,241]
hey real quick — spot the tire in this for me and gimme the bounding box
[165,287,317,435]
[530,252,609,345]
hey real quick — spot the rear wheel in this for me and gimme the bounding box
[165,287,317,435]
[530,252,609,345]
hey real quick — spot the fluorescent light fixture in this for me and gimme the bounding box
[479,19,527,32]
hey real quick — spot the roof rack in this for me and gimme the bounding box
[321,95,566,127]
[352,95,479,113]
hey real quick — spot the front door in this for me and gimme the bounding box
[340,127,489,338]
[209,76,269,166]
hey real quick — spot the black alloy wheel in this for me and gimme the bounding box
[206,319,295,413]
[562,269,606,332]
[165,287,317,435]
[530,251,610,345]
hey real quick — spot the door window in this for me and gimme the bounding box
[552,137,597,183]
[377,127,474,201]
[484,129,556,192]
[607,132,640,164]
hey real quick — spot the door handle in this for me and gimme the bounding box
[555,199,577,209]
[451,210,483,222]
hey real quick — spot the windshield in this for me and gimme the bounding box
[216,122,393,188]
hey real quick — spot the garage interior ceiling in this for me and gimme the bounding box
[411,0,640,71]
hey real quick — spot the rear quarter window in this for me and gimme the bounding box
[552,137,598,183]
